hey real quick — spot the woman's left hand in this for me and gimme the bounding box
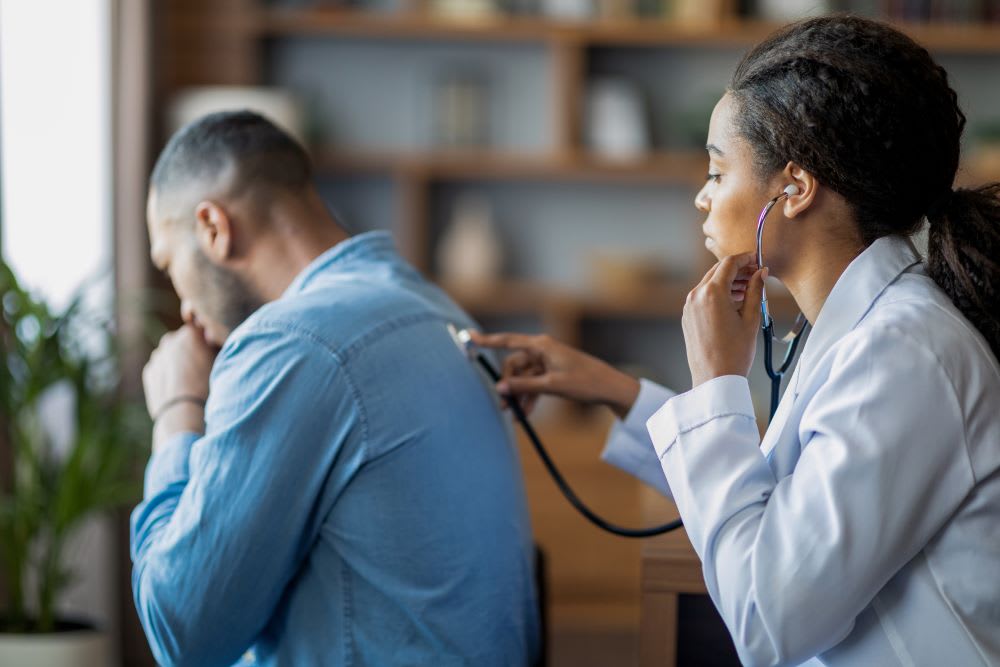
[682,252,767,388]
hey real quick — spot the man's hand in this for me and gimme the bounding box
[682,253,767,388]
[143,325,217,451]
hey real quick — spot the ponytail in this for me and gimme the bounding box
[926,182,1000,361]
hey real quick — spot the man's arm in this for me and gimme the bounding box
[132,324,361,667]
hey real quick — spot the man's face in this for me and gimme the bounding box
[147,190,263,347]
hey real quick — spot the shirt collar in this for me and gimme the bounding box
[793,234,922,395]
[283,230,398,298]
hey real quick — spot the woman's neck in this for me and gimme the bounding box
[781,236,863,325]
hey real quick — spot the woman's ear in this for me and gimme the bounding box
[193,200,233,262]
[781,162,818,219]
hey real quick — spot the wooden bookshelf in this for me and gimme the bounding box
[250,8,1000,54]
[153,6,1000,663]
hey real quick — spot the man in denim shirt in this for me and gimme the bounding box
[133,111,540,666]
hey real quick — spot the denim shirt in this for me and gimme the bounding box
[131,231,540,667]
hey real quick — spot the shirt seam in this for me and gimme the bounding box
[871,593,916,667]
[339,311,444,360]
[883,297,1000,385]
[342,559,355,667]
[920,551,992,666]
[224,321,372,462]
[656,411,756,461]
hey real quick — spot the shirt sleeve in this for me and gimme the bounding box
[130,325,363,667]
[645,327,975,667]
[600,378,676,497]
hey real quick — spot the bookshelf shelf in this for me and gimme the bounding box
[251,8,1000,54]
[316,148,709,185]
[442,278,801,322]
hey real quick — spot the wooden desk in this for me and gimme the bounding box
[638,499,706,667]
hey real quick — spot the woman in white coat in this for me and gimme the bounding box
[472,15,1000,667]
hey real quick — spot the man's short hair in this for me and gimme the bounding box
[150,110,312,204]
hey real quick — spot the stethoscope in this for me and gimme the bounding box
[758,185,810,421]
[449,185,808,538]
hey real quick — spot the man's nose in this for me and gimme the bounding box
[180,300,195,325]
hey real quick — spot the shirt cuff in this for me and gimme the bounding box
[143,432,199,499]
[620,378,677,443]
[646,375,755,459]
[601,379,677,497]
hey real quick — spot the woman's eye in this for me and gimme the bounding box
[706,172,721,183]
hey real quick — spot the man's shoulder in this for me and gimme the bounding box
[229,274,441,360]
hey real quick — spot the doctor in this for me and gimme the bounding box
[473,15,1000,667]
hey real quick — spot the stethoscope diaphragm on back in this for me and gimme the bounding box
[448,322,682,538]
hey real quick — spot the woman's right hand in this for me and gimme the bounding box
[468,331,641,420]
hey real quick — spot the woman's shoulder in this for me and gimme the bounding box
[850,267,1000,418]
[865,268,995,364]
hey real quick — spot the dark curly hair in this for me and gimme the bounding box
[729,15,1000,359]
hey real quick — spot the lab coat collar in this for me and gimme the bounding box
[792,234,922,396]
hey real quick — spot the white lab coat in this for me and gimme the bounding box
[602,235,1000,666]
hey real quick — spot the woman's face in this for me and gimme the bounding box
[695,93,781,262]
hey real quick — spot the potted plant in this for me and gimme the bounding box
[0,260,149,666]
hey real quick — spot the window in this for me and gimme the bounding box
[0,0,118,644]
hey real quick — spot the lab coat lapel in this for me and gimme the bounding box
[792,235,922,398]
[761,362,802,458]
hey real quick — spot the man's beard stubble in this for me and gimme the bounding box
[191,246,265,337]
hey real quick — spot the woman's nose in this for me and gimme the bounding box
[694,184,711,213]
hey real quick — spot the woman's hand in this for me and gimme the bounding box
[467,331,641,420]
[682,253,767,388]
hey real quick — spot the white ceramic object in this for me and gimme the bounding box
[0,628,111,667]
[434,74,490,148]
[437,196,503,287]
[432,0,499,20]
[585,78,649,160]
[542,0,595,20]
[167,86,307,144]
[756,0,830,21]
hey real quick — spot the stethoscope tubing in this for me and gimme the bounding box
[461,191,809,538]
[474,352,683,538]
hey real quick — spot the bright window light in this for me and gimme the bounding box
[0,0,118,643]
[1,0,112,312]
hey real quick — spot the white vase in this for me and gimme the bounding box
[585,78,649,160]
[756,0,830,21]
[437,196,503,287]
[542,0,595,20]
[0,628,111,667]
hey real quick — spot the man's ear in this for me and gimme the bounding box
[193,201,233,262]
[781,162,818,219]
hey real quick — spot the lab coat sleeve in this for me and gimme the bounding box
[645,327,975,667]
[601,378,676,497]
[130,326,360,667]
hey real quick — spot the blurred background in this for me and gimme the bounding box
[1,0,999,665]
